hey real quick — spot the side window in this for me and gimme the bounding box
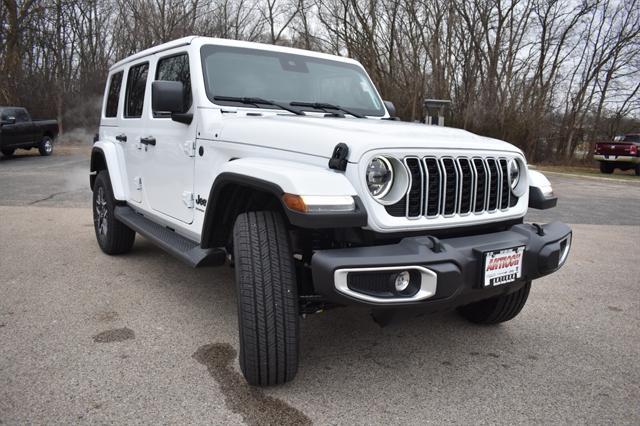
[125,62,149,118]
[15,109,29,122]
[155,53,192,116]
[105,71,123,118]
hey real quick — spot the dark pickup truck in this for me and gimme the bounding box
[0,107,59,157]
[595,133,640,175]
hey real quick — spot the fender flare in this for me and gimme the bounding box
[200,172,367,248]
[90,143,127,201]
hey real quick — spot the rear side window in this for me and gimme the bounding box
[125,62,149,118]
[105,71,123,117]
[155,53,192,116]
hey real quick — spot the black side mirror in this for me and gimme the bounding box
[152,81,184,113]
[152,81,193,125]
[383,100,397,119]
[1,116,16,125]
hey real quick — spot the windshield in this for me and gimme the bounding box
[200,45,385,117]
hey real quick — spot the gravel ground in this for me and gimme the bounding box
[1,148,638,424]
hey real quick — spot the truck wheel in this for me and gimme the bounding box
[93,171,135,255]
[232,211,299,386]
[1,148,15,157]
[38,136,54,156]
[458,281,531,324]
[599,162,614,174]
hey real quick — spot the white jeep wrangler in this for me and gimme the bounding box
[90,36,571,386]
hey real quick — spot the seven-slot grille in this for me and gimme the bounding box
[386,156,519,219]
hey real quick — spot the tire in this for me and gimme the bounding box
[458,281,531,324]
[1,148,15,157]
[599,162,614,174]
[93,170,135,255]
[635,164,640,176]
[38,136,53,156]
[232,211,299,386]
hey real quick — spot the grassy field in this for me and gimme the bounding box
[532,164,639,181]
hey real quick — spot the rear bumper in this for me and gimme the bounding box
[311,222,572,310]
[594,155,640,163]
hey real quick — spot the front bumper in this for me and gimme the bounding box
[311,222,572,310]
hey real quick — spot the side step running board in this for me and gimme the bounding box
[114,205,225,268]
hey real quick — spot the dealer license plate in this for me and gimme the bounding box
[483,246,525,287]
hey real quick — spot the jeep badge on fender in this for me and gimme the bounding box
[89,36,572,386]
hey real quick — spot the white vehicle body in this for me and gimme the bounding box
[91,36,572,387]
[94,36,542,241]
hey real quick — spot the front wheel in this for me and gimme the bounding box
[458,281,531,324]
[1,148,15,157]
[39,136,54,156]
[232,211,299,386]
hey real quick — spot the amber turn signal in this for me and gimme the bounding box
[282,194,356,213]
[282,194,308,213]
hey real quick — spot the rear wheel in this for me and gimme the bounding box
[1,148,15,156]
[232,211,299,386]
[93,171,135,254]
[599,162,614,174]
[39,136,53,156]
[458,281,531,324]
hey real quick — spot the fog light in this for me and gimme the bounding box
[559,234,572,266]
[394,271,411,292]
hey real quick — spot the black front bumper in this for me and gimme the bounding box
[311,222,571,311]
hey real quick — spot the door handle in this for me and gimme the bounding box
[140,136,156,146]
[115,134,127,142]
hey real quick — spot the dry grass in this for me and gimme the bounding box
[532,164,639,181]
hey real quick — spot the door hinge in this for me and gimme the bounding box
[134,176,142,190]
[183,140,196,157]
[182,191,194,208]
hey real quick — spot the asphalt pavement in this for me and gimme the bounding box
[1,147,639,424]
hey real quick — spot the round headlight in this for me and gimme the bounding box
[367,157,393,198]
[508,159,520,191]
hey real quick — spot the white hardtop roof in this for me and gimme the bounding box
[109,36,361,71]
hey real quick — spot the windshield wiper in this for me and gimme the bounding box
[289,102,366,118]
[214,96,304,116]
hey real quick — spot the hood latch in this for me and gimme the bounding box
[328,143,349,171]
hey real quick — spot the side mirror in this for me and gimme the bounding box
[383,100,397,119]
[1,116,16,125]
[152,81,184,113]
[152,81,192,124]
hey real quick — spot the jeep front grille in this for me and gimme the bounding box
[386,156,519,218]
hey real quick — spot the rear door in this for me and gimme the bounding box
[140,50,196,224]
[119,61,151,204]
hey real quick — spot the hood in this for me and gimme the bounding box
[209,113,523,162]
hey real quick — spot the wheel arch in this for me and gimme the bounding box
[200,173,288,249]
[200,172,368,248]
[90,143,127,200]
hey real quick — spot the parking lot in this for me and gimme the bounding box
[1,147,639,424]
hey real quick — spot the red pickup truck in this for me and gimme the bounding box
[594,133,640,175]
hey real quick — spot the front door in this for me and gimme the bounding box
[141,51,195,224]
[1,108,22,147]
